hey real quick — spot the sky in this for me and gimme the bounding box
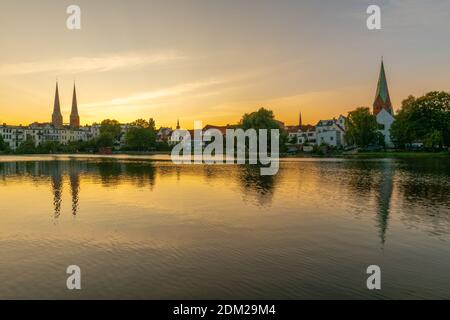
[0,0,449,128]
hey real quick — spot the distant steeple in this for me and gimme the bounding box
[299,111,302,127]
[52,82,63,128]
[70,83,80,129]
[176,119,180,130]
[373,58,393,115]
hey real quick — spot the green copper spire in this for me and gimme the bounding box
[373,58,393,115]
[376,60,389,103]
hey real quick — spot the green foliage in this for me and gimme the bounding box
[96,132,115,148]
[0,136,11,153]
[130,119,149,128]
[155,141,171,151]
[60,140,96,153]
[100,119,122,140]
[241,108,283,131]
[390,91,450,149]
[240,107,288,151]
[37,141,61,153]
[148,118,156,132]
[129,118,156,131]
[125,127,156,151]
[424,130,443,149]
[16,137,37,154]
[345,107,380,147]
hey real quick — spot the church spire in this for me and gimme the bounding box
[373,58,393,115]
[70,82,80,129]
[299,111,302,127]
[52,81,63,128]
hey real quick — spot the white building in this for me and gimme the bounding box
[0,123,98,150]
[315,119,346,147]
[376,109,395,148]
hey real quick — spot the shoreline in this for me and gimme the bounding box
[285,151,450,159]
[0,151,448,161]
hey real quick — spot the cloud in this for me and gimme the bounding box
[79,60,305,111]
[81,79,224,109]
[0,52,185,76]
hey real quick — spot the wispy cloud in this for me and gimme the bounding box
[0,52,185,76]
[81,79,224,109]
[80,61,300,111]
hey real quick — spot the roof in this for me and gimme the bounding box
[375,61,389,103]
[285,125,301,133]
[300,124,315,132]
[316,120,334,127]
[203,125,228,135]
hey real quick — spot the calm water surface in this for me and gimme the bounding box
[0,155,449,299]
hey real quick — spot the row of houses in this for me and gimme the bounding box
[285,114,348,148]
[0,122,140,150]
[0,123,96,150]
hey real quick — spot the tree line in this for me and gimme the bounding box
[345,91,449,150]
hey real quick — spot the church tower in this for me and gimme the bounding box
[70,83,80,129]
[373,59,393,116]
[52,82,63,128]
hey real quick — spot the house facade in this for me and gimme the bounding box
[315,118,346,147]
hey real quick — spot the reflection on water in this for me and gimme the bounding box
[69,167,79,217]
[0,156,449,299]
[376,162,394,244]
[238,165,278,206]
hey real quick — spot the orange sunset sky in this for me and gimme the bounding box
[0,0,449,128]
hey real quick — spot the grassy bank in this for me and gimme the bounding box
[343,151,450,159]
[282,151,450,159]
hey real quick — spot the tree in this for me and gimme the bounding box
[424,130,443,149]
[98,119,122,149]
[16,137,37,154]
[148,118,156,132]
[130,118,156,131]
[130,119,149,128]
[240,107,287,151]
[390,91,450,148]
[37,141,61,154]
[96,132,115,148]
[100,119,122,140]
[345,107,380,147]
[125,127,156,151]
[0,136,10,153]
[241,108,283,131]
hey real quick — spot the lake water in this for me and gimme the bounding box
[0,155,449,299]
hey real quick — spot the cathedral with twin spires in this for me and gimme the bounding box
[52,82,80,129]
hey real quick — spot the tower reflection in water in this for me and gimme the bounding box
[46,159,157,219]
[51,161,80,218]
[375,161,394,244]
